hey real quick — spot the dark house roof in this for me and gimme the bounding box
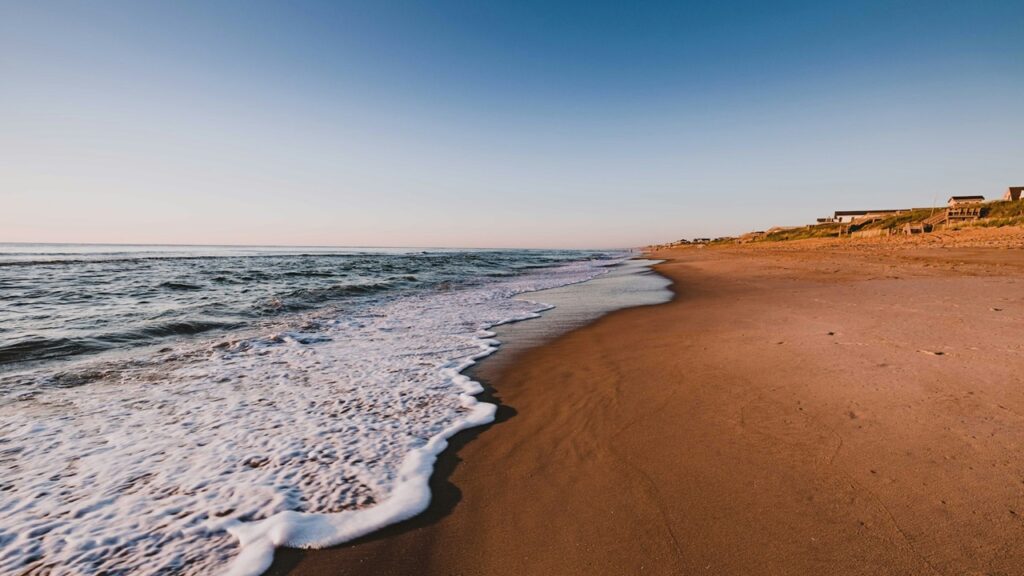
[948,196,985,201]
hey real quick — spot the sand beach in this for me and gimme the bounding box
[274,232,1024,576]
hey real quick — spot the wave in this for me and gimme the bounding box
[0,321,237,366]
[158,281,204,291]
[281,270,338,278]
[0,336,110,365]
[122,320,239,340]
[270,281,400,310]
[0,254,627,575]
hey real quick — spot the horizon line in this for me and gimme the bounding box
[0,240,636,252]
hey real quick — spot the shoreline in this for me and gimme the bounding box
[272,241,1024,575]
[0,248,631,576]
[263,256,671,574]
[222,255,655,575]
[479,257,672,373]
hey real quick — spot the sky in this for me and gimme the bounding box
[1,1,1022,249]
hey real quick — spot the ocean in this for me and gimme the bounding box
[0,243,631,575]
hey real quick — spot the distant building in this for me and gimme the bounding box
[947,204,983,223]
[833,210,868,223]
[833,209,902,223]
[948,195,985,207]
[1004,187,1024,202]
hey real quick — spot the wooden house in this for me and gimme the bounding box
[947,195,985,207]
[833,209,905,223]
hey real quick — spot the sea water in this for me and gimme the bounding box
[0,244,627,575]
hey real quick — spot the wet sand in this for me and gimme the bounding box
[272,240,1024,575]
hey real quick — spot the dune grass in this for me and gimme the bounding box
[971,200,1024,227]
[755,224,843,242]
[856,208,938,231]
[734,201,1024,245]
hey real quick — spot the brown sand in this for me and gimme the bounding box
[272,240,1024,576]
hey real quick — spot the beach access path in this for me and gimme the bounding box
[273,241,1024,576]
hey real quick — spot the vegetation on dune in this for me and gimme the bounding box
[981,200,1024,219]
[963,200,1024,229]
[758,224,842,242]
[736,202,1023,245]
[856,208,937,231]
[658,200,1024,249]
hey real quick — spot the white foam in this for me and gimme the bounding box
[0,258,619,575]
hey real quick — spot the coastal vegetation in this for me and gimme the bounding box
[963,199,1024,228]
[660,200,1024,248]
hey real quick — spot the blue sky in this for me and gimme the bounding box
[2,1,1022,248]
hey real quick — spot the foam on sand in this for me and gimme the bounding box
[224,357,498,576]
[0,258,617,575]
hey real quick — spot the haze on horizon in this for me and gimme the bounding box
[2,0,1022,249]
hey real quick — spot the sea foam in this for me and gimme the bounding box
[0,257,617,575]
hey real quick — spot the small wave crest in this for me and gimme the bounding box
[0,336,110,365]
[119,319,239,340]
[159,281,204,291]
[266,281,400,312]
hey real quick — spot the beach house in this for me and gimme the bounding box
[832,209,903,223]
[945,196,985,223]
[1003,187,1023,202]
[948,195,985,207]
[833,210,868,223]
